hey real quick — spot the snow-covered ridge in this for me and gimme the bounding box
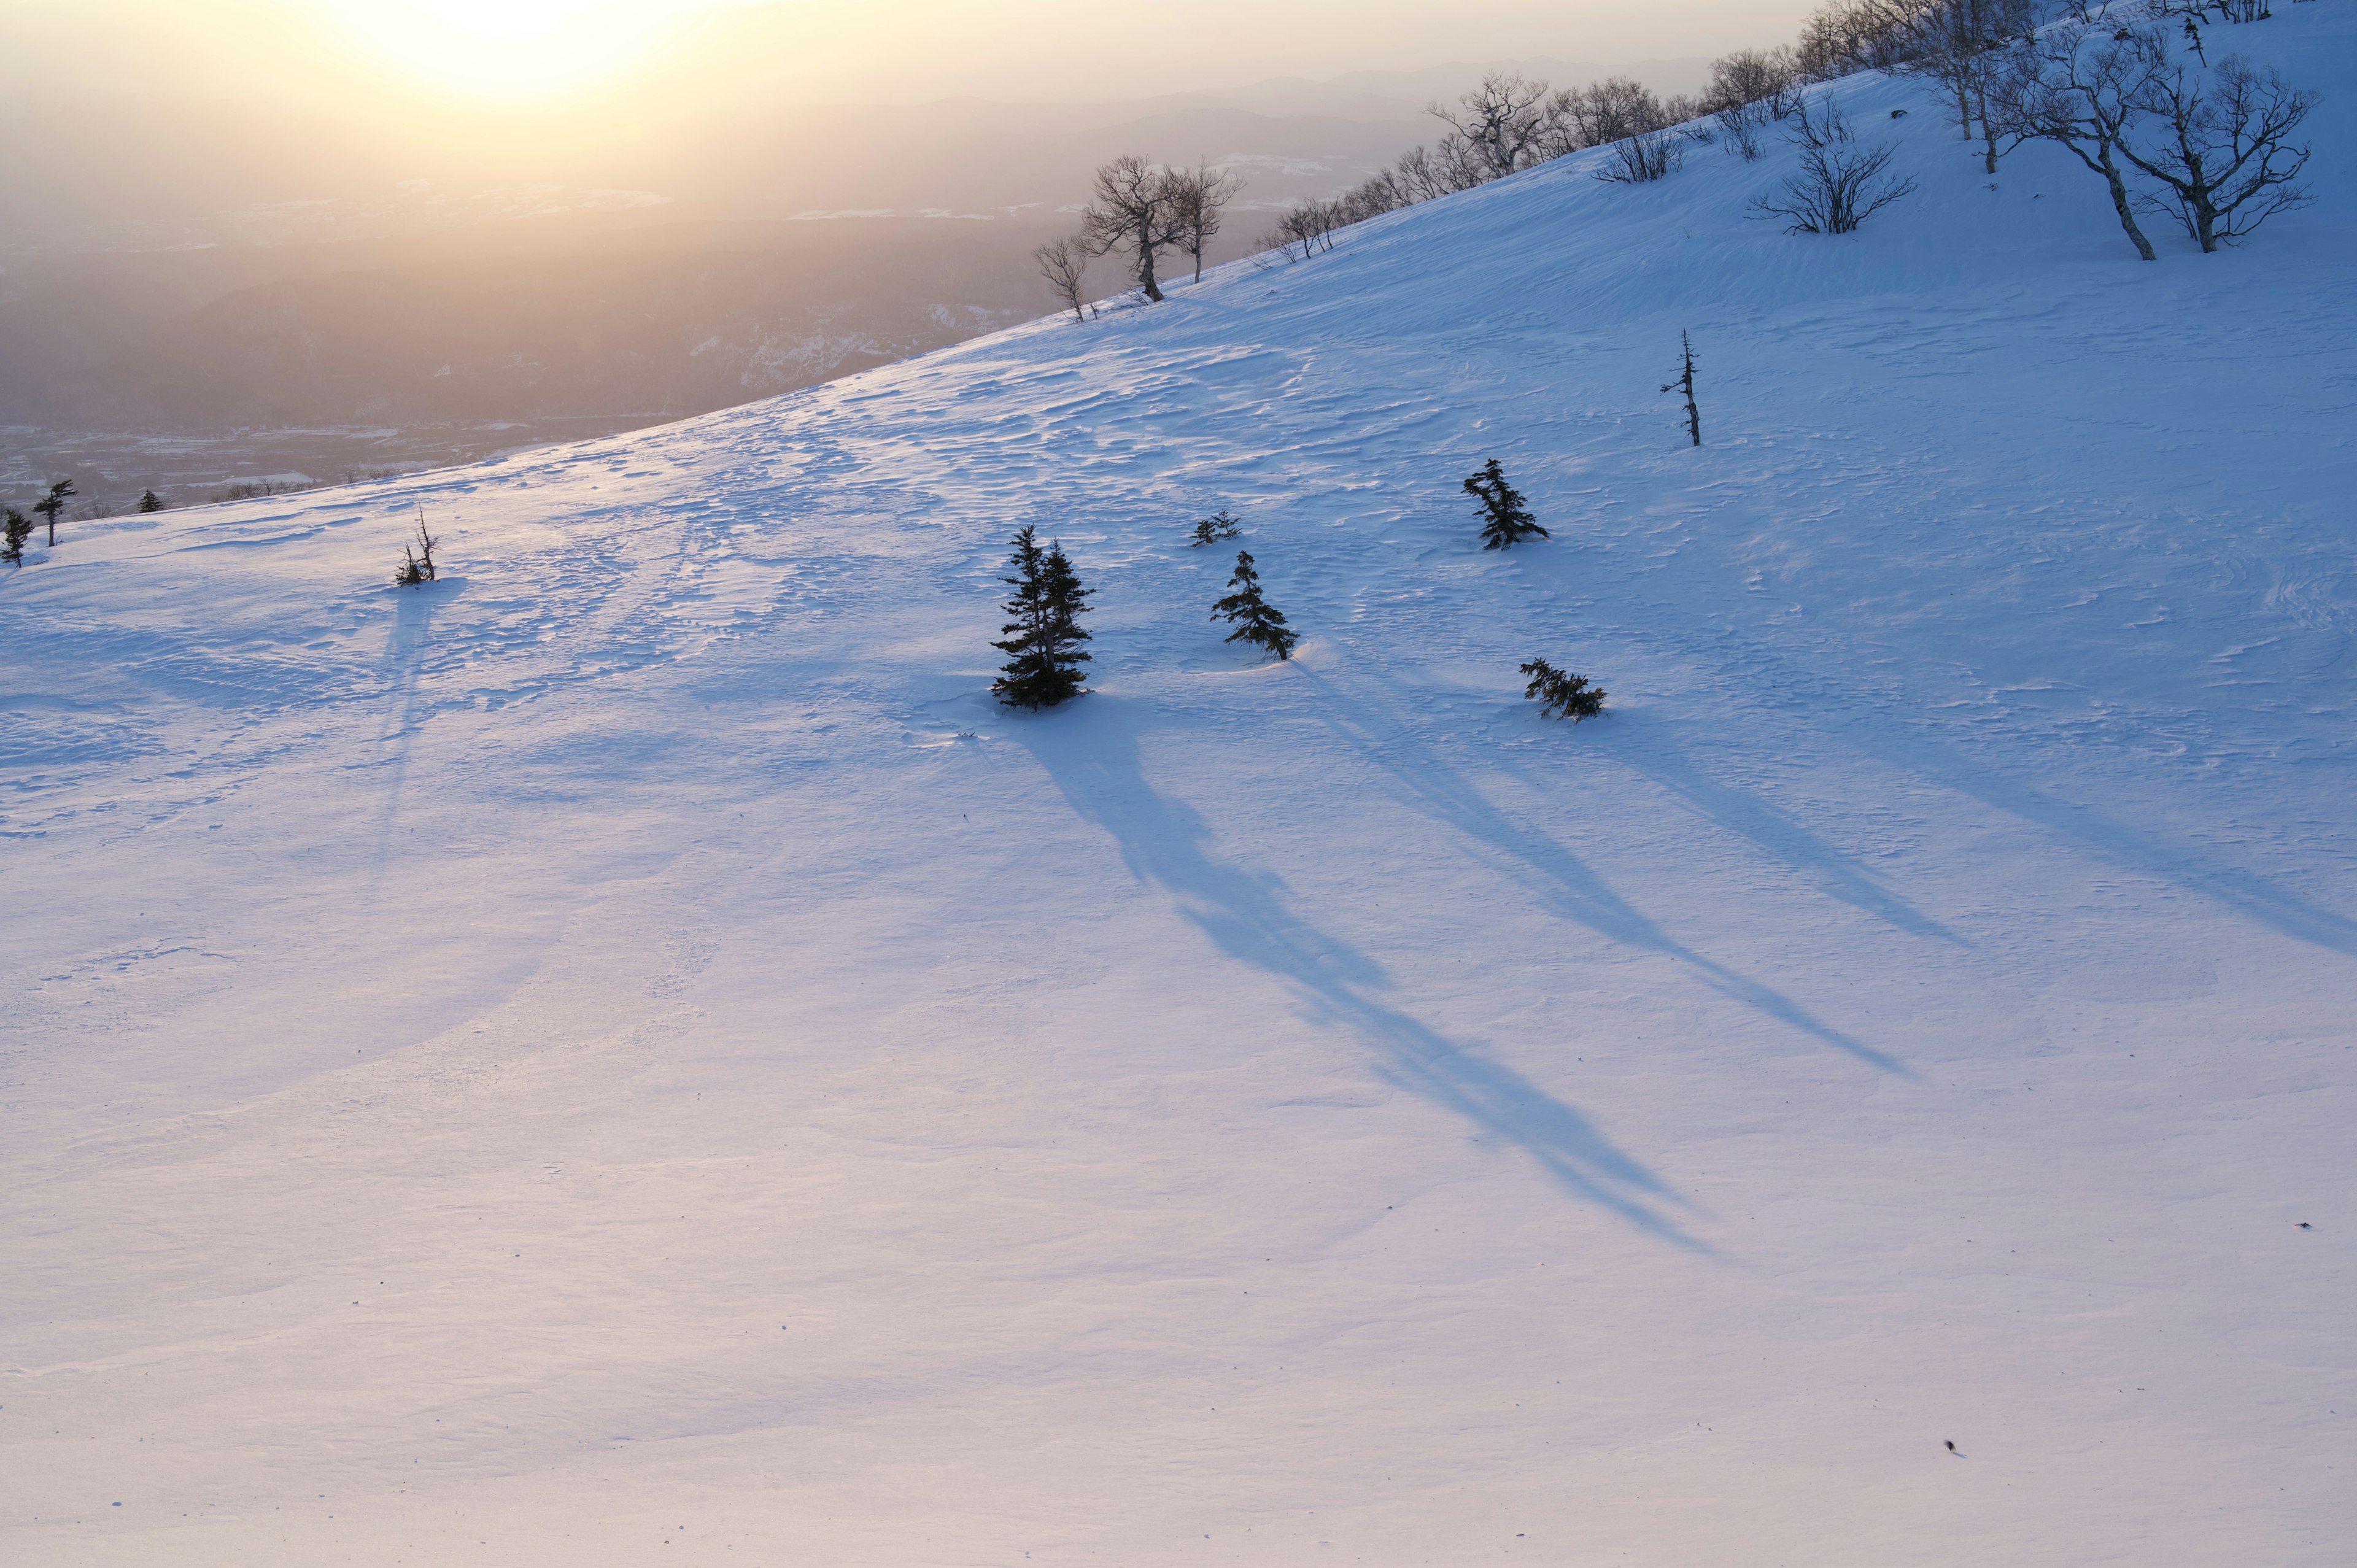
[4,9,2353,1564]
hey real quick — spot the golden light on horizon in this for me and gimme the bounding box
[315,0,720,104]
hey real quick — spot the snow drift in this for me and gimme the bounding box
[6,10,2354,1564]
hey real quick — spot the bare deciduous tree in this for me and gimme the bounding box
[1885,0,2038,172]
[1166,161,1247,284]
[1751,96,1918,233]
[1394,138,1486,199]
[1708,47,1803,160]
[1991,20,2165,260]
[1794,0,1927,81]
[1708,47,1804,119]
[1033,236,1092,322]
[1258,199,1341,263]
[1535,77,1701,183]
[1078,155,1185,303]
[2122,52,2314,251]
[1426,72,1554,182]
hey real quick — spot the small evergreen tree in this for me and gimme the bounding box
[991,525,1094,709]
[1210,549,1299,661]
[1189,509,1243,547]
[394,509,439,587]
[1463,459,1548,549]
[2,508,31,568]
[1520,657,1607,720]
[137,489,164,513]
[33,479,75,547]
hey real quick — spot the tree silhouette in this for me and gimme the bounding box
[1210,549,1298,661]
[1520,657,1607,720]
[1662,331,1701,446]
[1463,459,1549,550]
[33,479,75,547]
[991,525,1094,708]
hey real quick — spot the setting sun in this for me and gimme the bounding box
[316,0,708,102]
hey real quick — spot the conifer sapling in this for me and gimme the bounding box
[991,525,1094,709]
[2,508,31,568]
[1189,509,1242,547]
[1520,657,1606,721]
[33,479,75,547]
[137,489,164,514]
[395,509,440,587]
[1210,549,1298,661]
[1463,460,1548,550]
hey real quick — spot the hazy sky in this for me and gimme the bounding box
[13,0,1816,109]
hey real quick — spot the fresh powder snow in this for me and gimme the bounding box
[4,10,2353,1564]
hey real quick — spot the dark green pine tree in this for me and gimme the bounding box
[1463,458,1548,550]
[1210,549,1298,661]
[2,507,31,568]
[33,479,75,547]
[137,489,164,514]
[1188,509,1241,547]
[991,525,1094,709]
[1520,657,1606,721]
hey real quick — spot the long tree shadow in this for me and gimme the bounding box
[1307,672,1911,1078]
[362,579,457,902]
[1618,620,2357,958]
[1563,708,1968,948]
[1857,720,2357,956]
[1018,700,1705,1248]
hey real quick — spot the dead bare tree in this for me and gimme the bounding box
[1662,331,1702,446]
[1033,236,1091,322]
[1991,20,2165,260]
[1078,155,1185,303]
[1166,161,1247,284]
[2121,52,2315,251]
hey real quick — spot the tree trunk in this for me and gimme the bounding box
[1137,233,1163,301]
[2099,140,2158,261]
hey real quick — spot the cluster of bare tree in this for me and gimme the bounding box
[1029,0,2310,305]
[1256,72,1719,260]
[1247,0,2310,268]
[1790,0,2313,255]
[1034,158,1247,320]
[1993,6,2313,257]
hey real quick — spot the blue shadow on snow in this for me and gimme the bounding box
[1306,671,1912,1079]
[1019,699,1706,1249]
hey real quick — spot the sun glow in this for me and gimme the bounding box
[318,0,710,103]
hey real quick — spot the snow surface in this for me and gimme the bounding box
[6,12,2355,1565]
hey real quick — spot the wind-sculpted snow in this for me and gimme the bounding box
[4,12,2354,1566]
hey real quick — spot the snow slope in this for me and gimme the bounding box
[6,10,2355,1565]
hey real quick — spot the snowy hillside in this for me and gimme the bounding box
[6,9,2354,1566]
